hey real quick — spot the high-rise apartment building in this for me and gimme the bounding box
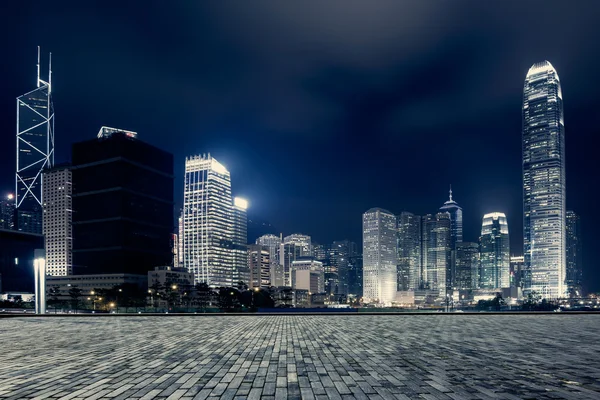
[183,154,233,287]
[42,165,72,276]
[423,212,451,296]
[522,61,566,298]
[479,213,510,289]
[565,211,582,295]
[247,244,270,289]
[16,48,54,234]
[510,255,525,290]
[256,234,282,286]
[362,208,397,304]
[396,212,421,291]
[71,130,173,275]
[232,197,249,285]
[0,194,15,230]
[454,242,479,290]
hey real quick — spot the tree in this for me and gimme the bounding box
[194,282,212,312]
[68,286,84,313]
[218,287,240,311]
[491,293,506,311]
[522,291,542,311]
[47,285,62,313]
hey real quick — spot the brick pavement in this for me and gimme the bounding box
[0,315,599,399]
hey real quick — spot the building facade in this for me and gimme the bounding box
[479,212,510,289]
[362,208,397,304]
[396,212,421,291]
[232,197,249,285]
[71,130,173,276]
[256,234,282,287]
[15,48,54,235]
[183,155,234,287]
[247,245,271,289]
[422,212,452,297]
[522,61,566,298]
[291,259,324,294]
[42,165,72,276]
[565,211,582,295]
[283,234,312,257]
[454,242,480,290]
[0,194,15,230]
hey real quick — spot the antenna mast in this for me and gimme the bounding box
[36,46,40,87]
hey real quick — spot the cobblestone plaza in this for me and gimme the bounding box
[1,315,599,399]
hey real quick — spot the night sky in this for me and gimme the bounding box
[1,1,599,291]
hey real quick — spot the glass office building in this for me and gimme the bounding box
[362,208,397,304]
[479,213,510,289]
[522,61,566,298]
[183,155,233,287]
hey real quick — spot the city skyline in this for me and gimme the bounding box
[1,2,598,291]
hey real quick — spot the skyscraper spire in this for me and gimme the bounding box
[449,185,453,201]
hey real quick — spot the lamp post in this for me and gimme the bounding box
[33,249,46,315]
[116,288,122,313]
[148,289,154,309]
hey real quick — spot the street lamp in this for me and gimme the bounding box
[109,302,115,313]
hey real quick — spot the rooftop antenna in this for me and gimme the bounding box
[36,46,40,87]
[449,184,453,201]
[48,52,52,92]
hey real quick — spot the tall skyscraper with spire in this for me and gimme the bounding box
[15,47,54,234]
[522,61,566,298]
[439,186,463,249]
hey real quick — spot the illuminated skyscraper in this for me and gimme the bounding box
[247,245,271,289]
[565,211,582,295]
[42,165,72,276]
[522,61,566,298]
[396,212,421,291]
[479,213,510,289]
[256,234,282,286]
[16,47,54,234]
[362,208,397,304]
[423,212,451,296]
[454,242,479,290]
[232,197,249,285]
[183,154,233,287]
[439,187,463,248]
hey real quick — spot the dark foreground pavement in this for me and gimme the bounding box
[0,315,599,399]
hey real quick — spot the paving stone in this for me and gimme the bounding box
[0,315,598,400]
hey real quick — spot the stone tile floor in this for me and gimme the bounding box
[0,315,599,399]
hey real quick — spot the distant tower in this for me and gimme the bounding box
[396,212,421,291]
[479,212,510,289]
[362,208,397,304]
[565,211,582,295]
[522,61,566,298]
[439,186,463,248]
[16,47,55,234]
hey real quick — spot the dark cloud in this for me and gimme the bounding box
[1,1,600,290]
